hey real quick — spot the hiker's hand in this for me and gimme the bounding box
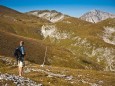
[24,53,26,56]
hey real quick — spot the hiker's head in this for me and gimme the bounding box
[20,41,24,46]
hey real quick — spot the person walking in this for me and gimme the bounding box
[17,41,25,76]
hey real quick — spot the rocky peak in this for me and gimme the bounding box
[80,10,115,23]
[26,10,67,23]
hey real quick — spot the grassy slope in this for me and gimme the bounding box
[0,56,115,86]
[0,5,50,40]
[0,5,53,64]
[55,17,114,48]
[0,30,52,64]
[42,17,115,70]
[96,18,115,27]
[0,6,115,85]
[0,5,115,70]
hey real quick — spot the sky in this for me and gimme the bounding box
[0,0,115,17]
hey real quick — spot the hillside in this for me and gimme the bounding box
[95,18,115,45]
[0,5,115,86]
[41,16,115,71]
[0,5,50,40]
[0,5,115,72]
[0,56,115,86]
[0,29,52,65]
[96,18,115,27]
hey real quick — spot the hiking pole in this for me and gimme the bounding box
[40,46,47,67]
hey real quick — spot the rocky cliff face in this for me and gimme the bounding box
[80,10,115,23]
[41,25,71,39]
[102,27,115,45]
[26,10,68,23]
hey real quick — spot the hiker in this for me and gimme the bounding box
[14,41,26,76]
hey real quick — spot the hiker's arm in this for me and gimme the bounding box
[21,47,25,56]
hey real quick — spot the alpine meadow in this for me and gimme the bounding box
[0,4,115,86]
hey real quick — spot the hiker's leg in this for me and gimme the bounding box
[21,67,23,76]
[18,61,20,76]
[18,61,23,76]
[18,66,22,76]
[21,57,24,75]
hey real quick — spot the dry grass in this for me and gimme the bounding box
[0,57,115,86]
[0,30,52,65]
[0,5,115,71]
[0,5,50,40]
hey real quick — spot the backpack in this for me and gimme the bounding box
[14,47,22,58]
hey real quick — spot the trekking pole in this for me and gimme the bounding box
[40,46,47,67]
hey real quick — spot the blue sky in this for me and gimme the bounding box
[0,0,115,17]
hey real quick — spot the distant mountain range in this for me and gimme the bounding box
[26,10,69,23]
[26,9,115,23]
[80,9,115,23]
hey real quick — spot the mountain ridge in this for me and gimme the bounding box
[80,9,115,23]
[1,5,115,23]
[26,10,69,23]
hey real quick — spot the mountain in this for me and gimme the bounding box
[0,5,115,85]
[26,10,69,23]
[0,5,115,72]
[80,9,115,23]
